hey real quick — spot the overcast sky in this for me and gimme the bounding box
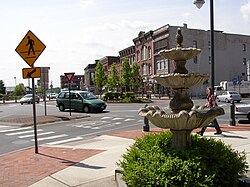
[1,0,250,88]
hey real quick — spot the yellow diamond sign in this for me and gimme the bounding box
[15,30,46,67]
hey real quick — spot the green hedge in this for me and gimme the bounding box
[118,131,248,187]
[125,92,135,98]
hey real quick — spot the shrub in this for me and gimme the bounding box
[118,131,248,187]
[113,92,121,99]
[125,92,135,98]
[103,92,114,100]
[121,97,134,103]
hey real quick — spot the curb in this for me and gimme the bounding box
[21,115,90,127]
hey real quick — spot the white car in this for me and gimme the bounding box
[235,104,250,120]
[216,91,241,103]
[20,94,40,105]
[47,93,57,99]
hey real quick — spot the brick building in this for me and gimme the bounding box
[60,74,84,90]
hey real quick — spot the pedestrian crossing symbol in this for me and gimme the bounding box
[15,30,46,67]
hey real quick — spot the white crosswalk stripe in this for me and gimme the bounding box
[6,129,43,136]
[31,134,68,141]
[0,126,83,146]
[68,116,140,130]
[112,117,124,120]
[19,131,55,139]
[0,127,32,133]
[46,137,83,145]
[0,116,142,145]
[124,118,135,122]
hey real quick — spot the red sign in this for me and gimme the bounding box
[64,72,75,83]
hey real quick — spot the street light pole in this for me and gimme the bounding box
[14,77,17,103]
[194,0,215,91]
[14,77,17,86]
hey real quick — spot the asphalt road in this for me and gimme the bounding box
[0,98,249,155]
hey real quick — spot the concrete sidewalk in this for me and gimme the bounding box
[0,123,249,186]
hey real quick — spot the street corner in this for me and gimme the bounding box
[0,146,104,187]
[0,114,91,127]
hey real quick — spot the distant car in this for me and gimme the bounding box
[56,91,107,113]
[47,93,57,99]
[20,94,40,105]
[235,104,250,120]
[216,91,241,103]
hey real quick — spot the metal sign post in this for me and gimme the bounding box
[64,72,75,117]
[32,77,38,153]
[69,83,71,116]
[16,30,46,154]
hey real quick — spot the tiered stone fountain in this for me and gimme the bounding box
[139,28,224,150]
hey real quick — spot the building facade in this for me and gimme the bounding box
[99,56,120,76]
[84,62,97,93]
[60,74,84,90]
[83,23,250,97]
[132,23,250,96]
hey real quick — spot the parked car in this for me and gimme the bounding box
[20,94,40,105]
[56,91,107,113]
[216,91,241,103]
[235,104,250,120]
[47,93,57,99]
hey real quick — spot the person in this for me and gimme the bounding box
[197,87,222,136]
[26,36,35,55]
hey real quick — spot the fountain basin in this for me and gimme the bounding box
[139,106,225,130]
[159,47,201,61]
[153,73,209,88]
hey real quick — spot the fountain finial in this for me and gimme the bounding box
[176,28,183,48]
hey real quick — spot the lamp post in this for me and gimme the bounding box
[14,77,17,103]
[194,0,215,91]
[14,77,17,86]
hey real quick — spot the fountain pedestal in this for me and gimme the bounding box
[139,28,225,150]
[170,88,193,113]
[171,129,192,149]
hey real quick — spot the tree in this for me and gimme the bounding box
[107,63,120,92]
[14,84,25,96]
[131,63,141,92]
[37,85,43,93]
[121,58,132,92]
[0,80,6,94]
[94,61,106,96]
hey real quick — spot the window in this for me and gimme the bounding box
[243,58,247,65]
[154,38,167,53]
[243,44,246,51]
[208,41,211,49]
[157,61,160,70]
[142,46,147,60]
[161,60,165,69]
[137,50,140,61]
[142,64,147,75]
[90,72,95,85]
[193,40,197,48]
[209,56,211,64]
[149,64,152,74]
[148,47,152,59]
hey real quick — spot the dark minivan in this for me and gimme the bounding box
[56,91,107,113]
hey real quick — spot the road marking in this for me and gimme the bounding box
[6,129,43,136]
[101,117,112,119]
[46,137,83,145]
[112,117,123,120]
[19,131,55,139]
[31,134,68,141]
[124,118,135,122]
[0,127,32,133]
